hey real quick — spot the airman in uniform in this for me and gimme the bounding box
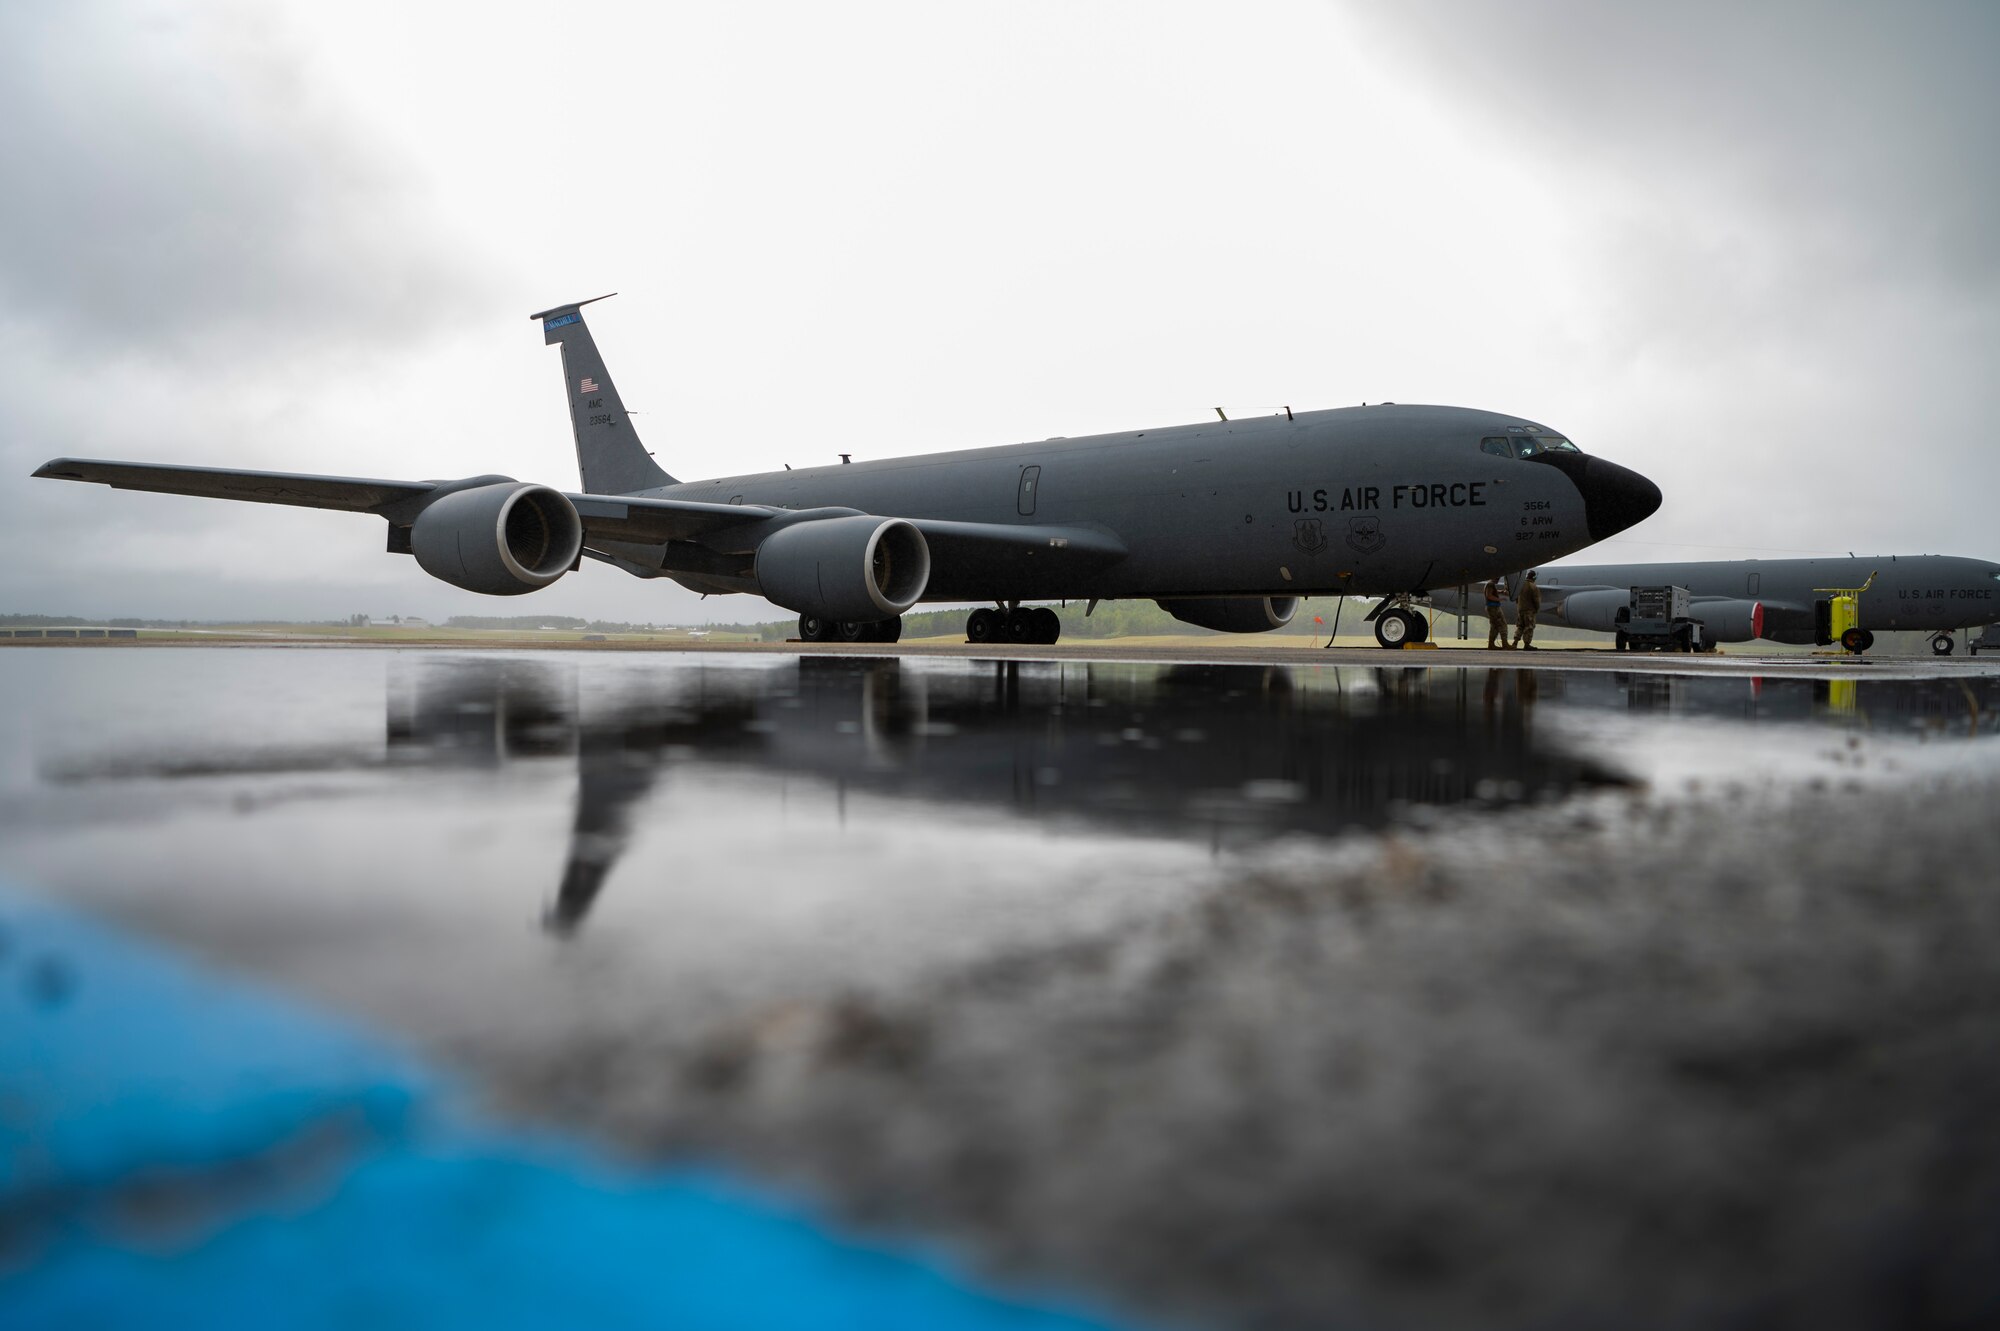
[1514,570,1542,649]
[1484,575,1511,648]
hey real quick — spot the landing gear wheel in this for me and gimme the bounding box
[879,616,903,644]
[1932,633,1955,657]
[1615,630,1628,652]
[1374,609,1415,648]
[1031,607,1061,645]
[799,613,833,643]
[1408,612,1430,644]
[1003,608,1037,643]
[836,620,881,643]
[966,608,999,644]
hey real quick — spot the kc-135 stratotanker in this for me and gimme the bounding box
[1430,555,2000,655]
[34,295,1662,644]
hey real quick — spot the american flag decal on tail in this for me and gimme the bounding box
[579,377,599,394]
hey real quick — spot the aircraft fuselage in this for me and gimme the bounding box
[1438,555,2000,643]
[645,404,1654,603]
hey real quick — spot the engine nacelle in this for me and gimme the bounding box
[1687,598,1766,642]
[411,482,583,595]
[1156,596,1300,634]
[754,515,931,620]
[1550,588,1631,633]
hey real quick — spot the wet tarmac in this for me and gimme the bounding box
[5,647,2000,1329]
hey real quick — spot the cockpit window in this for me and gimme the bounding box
[1483,433,1580,458]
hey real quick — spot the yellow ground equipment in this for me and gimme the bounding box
[1814,571,1877,654]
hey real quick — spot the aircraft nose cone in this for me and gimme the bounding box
[1577,456,1662,541]
[1528,453,1662,542]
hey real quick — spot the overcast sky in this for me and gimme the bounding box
[2,0,1993,622]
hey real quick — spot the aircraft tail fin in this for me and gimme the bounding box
[531,294,677,494]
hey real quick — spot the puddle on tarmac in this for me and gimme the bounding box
[1,649,1995,1050]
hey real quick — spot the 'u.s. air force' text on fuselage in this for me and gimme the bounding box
[1287,483,1490,514]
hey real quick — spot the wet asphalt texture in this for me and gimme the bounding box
[4,646,1999,1330]
[499,770,2000,1331]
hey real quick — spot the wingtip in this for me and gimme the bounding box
[33,459,83,480]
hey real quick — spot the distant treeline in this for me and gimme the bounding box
[742,598,1376,641]
[442,615,690,633]
[3,599,1388,640]
[0,613,353,629]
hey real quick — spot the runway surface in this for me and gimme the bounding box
[4,645,1999,1329]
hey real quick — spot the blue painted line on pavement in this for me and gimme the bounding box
[0,882,1147,1331]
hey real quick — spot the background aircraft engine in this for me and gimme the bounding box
[410,482,583,595]
[754,515,931,620]
[1550,589,1632,633]
[1688,599,1766,642]
[1156,596,1301,634]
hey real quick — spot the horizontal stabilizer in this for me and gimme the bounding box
[529,293,617,328]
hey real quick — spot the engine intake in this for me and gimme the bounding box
[1156,596,1300,634]
[411,482,583,595]
[754,515,931,620]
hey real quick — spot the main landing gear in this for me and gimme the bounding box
[1930,632,1956,657]
[798,613,902,643]
[1372,606,1430,648]
[966,605,1061,645]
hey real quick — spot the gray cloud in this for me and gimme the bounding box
[1353,0,1998,297]
[1345,0,1999,559]
[0,1,493,360]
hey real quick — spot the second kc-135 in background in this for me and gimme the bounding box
[1429,555,2000,655]
[33,295,1661,646]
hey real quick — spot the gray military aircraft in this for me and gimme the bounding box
[33,295,1661,645]
[1430,555,2000,654]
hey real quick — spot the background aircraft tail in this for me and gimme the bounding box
[531,294,677,494]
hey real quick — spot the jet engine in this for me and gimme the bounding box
[754,515,931,620]
[1549,589,1631,633]
[411,482,583,595]
[1687,599,1766,642]
[1156,596,1300,634]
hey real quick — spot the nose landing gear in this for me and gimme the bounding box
[1931,632,1955,657]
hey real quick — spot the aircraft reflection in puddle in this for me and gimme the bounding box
[380,657,1624,935]
[36,657,1993,937]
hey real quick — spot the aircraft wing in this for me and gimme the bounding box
[32,458,790,541]
[907,517,1127,567]
[32,457,1124,561]
[565,493,787,542]
[32,458,434,513]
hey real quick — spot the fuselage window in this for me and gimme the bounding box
[1018,465,1041,516]
[1748,572,1760,596]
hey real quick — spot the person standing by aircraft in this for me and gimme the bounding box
[1484,575,1512,649]
[1514,570,1542,650]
